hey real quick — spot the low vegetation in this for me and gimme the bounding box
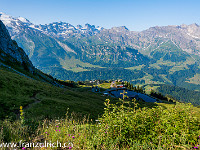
[0,68,200,149]
[1,98,200,149]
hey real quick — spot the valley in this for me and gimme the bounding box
[0,11,200,149]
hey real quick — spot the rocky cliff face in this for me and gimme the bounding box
[0,20,34,73]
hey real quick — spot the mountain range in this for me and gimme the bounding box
[1,12,200,91]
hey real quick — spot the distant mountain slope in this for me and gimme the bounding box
[0,13,150,70]
[157,84,200,105]
[95,24,200,57]
[2,12,200,91]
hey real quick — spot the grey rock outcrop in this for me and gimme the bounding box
[0,20,34,73]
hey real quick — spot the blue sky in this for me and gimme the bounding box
[0,0,200,31]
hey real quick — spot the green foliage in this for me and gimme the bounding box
[124,81,135,90]
[56,79,77,88]
[124,82,144,93]
[0,81,200,149]
[0,119,29,143]
[150,90,174,102]
[27,98,200,149]
[158,84,200,105]
[93,99,200,149]
[45,67,146,82]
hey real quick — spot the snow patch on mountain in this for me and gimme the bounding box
[18,17,31,24]
[0,12,14,26]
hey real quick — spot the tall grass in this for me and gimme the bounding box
[34,99,200,149]
[0,98,200,149]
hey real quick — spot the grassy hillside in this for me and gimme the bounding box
[0,67,200,149]
[0,67,112,121]
[1,92,200,149]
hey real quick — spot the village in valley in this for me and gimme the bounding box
[91,79,158,103]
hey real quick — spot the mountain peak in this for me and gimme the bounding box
[84,23,96,29]
[111,26,129,32]
[76,24,83,29]
[0,12,9,16]
[0,12,32,27]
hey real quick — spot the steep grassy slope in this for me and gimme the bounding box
[0,67,111,121]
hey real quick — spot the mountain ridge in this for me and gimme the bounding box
[1,12,200,57]
[2,12,200,92]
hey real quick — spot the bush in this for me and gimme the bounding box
[96,99,200,149]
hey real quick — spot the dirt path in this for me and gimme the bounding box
[15,91,41,118]
[23,91,41,110]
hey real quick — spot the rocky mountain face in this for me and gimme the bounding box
[85,24,200,58]
[1,12,200,91]
[0,12,149,69]
[0,20,34,73]
[1,12,200,57]
[30,22,103,38]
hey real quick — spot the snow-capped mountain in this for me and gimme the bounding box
[0,12,103,39]
[0,12,33,37]
[29,22,104,38]
[0,12,148,71]
[0,12,31,26]
[2,12,200,57]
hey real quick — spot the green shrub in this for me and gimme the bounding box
[38,99,200,149]
[96,99,200,149]
[0,95,199,149]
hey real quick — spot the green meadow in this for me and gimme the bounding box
[0,67,200,149]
